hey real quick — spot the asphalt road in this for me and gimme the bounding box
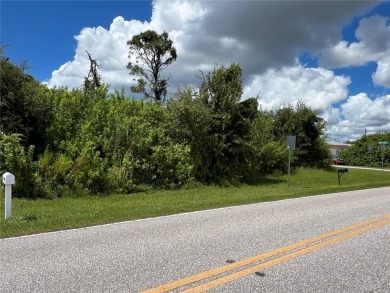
[332,165,390,172]
[1,187,389,292]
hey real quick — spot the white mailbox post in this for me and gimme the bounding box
[3,172,15,219]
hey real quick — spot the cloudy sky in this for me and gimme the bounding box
[2,0,390,142]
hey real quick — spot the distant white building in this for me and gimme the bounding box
[328,142,351,158]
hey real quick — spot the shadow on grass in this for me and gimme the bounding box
[13,215,38,222]
[243,166,337,187]
[2,216,38,223]
[242,175,286,187]
[22,216,38,222]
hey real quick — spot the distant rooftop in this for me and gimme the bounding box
[327,141,352,147]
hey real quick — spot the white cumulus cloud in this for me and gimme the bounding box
[48,16,152,90]
[321,15,390,67]
[320,14,390,88]
[45,0,390,141]
[244,63,351,110]
[47,0,376,91]
[325,93,390,141]
[373,55,390,87]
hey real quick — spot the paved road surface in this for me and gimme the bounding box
[1,187,389,292]
[333,165,390,172]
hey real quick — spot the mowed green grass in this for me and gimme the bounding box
[1,167,389,238]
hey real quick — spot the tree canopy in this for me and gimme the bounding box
[273,102,330,167]
[127,30,177,102]
[0,48,52,153]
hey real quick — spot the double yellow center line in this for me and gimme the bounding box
[141,215,389,293]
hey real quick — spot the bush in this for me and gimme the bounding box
[67,142,109,194]
[339,133,390,168]
[0,58,335,197]
[0,134,39,198]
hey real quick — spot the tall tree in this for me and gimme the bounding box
[273,102,330,167]
[0,48,52,153]
[197,64,258,182]
[127,30,177,102]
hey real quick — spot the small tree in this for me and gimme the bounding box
[127,30,177,102]
[197,64,258,182]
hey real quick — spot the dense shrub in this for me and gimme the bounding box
[1,53,331,198]
[339,133,390,168]
[0,134,39,198]
[273,102,331,167]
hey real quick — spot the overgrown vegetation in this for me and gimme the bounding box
[0,45,332,199]
[339,132,390,168]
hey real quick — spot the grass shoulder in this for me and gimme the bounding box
[1,167,389,238]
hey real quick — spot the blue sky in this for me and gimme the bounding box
[1,1,152,81]
[338,2,390,98]
[1,0,390,141]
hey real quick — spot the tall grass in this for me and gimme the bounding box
[1,167,389,238]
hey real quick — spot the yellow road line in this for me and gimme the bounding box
[140,215,389,293]
[182,219,390,293]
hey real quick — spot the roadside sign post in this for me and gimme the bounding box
[379,141,389,171]
[368,147,374,164]
[287,146,291,186]
[286,136,296,187]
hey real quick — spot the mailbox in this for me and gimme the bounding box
[337,168,348,185]
[3,172,15,185]
[337,168,348,174]
[3,172,15,219]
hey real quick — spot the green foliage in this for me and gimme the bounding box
[196,64,259,182]
[1,53,332,198]
[168,86,212,182]
[339,133,390,167]
[0,134,38,198]
[106,101,194,190]
[46,86,109,154]
[36,148,73,198]
[127,30,177,102]
[273,102,331,167]
[248,112,287,175]
[47,89,194,193]
[147,143,194,188]
[0,49,52,153]
[69,142,108,194]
